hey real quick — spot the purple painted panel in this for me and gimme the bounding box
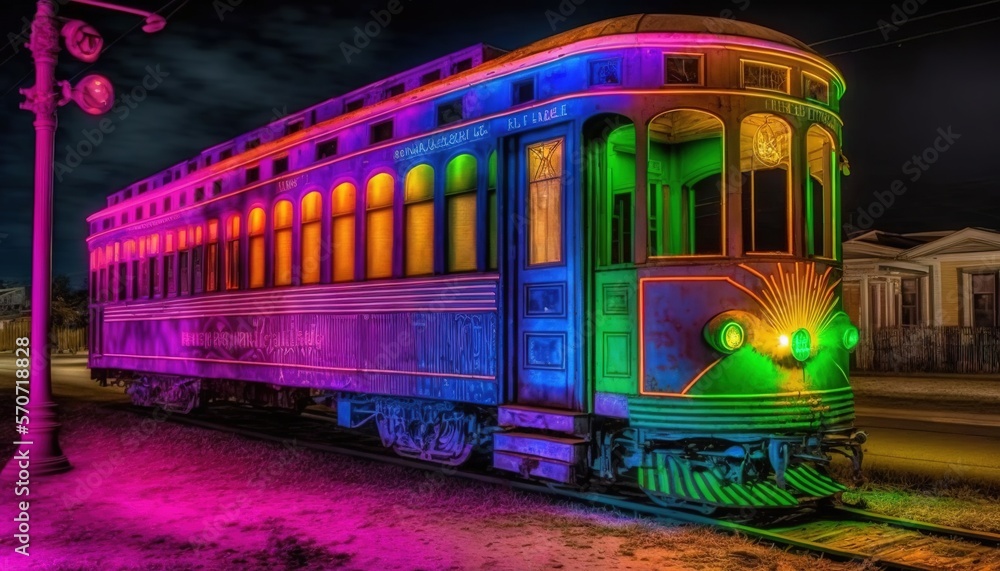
[94,276,500,404]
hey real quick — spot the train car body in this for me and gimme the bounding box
[86,14,863,510]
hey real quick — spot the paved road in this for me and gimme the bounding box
[4,354,1000,483]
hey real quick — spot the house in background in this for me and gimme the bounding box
[843,228,1000,331]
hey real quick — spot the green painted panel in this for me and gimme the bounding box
[594,269,638,395]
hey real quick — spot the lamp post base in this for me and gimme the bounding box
[2,400,71,479]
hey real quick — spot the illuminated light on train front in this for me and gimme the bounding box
[790,328,812,362]
[842,325,860,352]
[719,321,745,352]
[778,334,790,348]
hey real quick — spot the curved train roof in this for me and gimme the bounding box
[496,14,817,60]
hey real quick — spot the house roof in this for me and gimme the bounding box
[844,227,1000,261]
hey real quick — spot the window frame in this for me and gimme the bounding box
[663,52,704,87]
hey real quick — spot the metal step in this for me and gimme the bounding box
[492,431,588,484]
[497,404,590,436]
[494,432,588,464]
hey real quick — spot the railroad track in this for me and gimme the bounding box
[111,402,1000,570]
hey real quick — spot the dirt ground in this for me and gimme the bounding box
[0,391,863,571]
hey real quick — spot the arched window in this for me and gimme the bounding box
[445,154,477,272]
[366,173,394,279]
[248,207,266,288]
[807,125,837,259]
[647,109,725,256]
[741,113,792,253]
[206,220,219,292]
[405,165,434,276]
[488,150,498,270]
[273,200,293,286]
[301,191,323,284]
[332,182,356,282]
[225,215,241,290]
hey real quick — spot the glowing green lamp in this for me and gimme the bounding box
[790,328,811,362]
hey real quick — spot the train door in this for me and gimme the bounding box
[510,125,583,410]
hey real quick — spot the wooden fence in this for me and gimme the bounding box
[854,327,1000,373]
[0,321,87,354]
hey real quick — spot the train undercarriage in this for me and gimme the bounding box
[100,370,864,513]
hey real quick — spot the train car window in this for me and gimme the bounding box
[149,234,160,298]
[117,263,127,301]
[385,83,405,98]
[206,220,219,293]
[370,120,394,144]
[345,98,364,112]
[194,187,205,202]
[150,203,156,217]
[404,165,435,276]
[273,201,293,286]
[99,267,107,302]
[179,193,187,208]
[165,231,176,297]
[124,188,133,199]
[527,138,564,265]
[135,207,143,221]
[445,154,477,273]
[192,226,204,294]
[664,54,702,86]
[452,58,473,74]
[178,229,190,296]
[120,212,127,225]
[125,240,137,299]
[187,160,197,174]
[248,207,267,289]
[366,173,395,279]
[246,165,260,185]
[164,196,171,213]
[742,60,789,94]
[212,179,223,196]
[420,70,441,86]
[806,125,836,259]
[316,138,339,161]
[512,79,535,105]
[741,113,792,254]
[586,116,637,266]
[139,238,148,299]
[90,251,98,302]
[138,182,148,194]
[273,156,289,176]
[437,100,463,127]
[225,215,241,290]
[803,72,829,104]
[285,119,304,136]
[219,148,233,161]
[301,192,323,285]
[647,109,724,256]
[332,182,357,283]
[487,150,498,270]
[246,138,260,151]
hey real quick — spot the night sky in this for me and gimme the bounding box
[0,0,998,286]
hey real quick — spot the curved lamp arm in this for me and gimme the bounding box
[70,0,166,32]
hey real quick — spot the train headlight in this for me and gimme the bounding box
[790,328,811,362]
[842,325,859,352]
[704,311,756,354]
[718,321,745,352]
[778,334,789,347]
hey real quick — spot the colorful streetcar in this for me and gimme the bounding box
[86,14,864,511]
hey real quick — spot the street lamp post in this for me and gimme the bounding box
[10,0,165,476]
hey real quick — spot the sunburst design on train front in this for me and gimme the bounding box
[741,262,841,341]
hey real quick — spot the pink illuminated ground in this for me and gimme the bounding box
[0,357,860,571]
